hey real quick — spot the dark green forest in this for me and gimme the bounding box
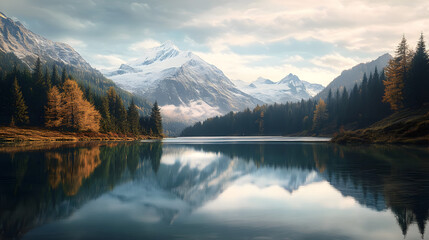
[181,34,429,136]
[0,53,163,136]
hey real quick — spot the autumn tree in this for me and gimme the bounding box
[10,77,29,126]
[60,79,101,132]
[312,99,328,132]
[383,36,412,111]
[45,86,63,128]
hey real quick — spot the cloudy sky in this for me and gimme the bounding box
[1,0,428,85]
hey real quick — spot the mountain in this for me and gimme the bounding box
[0,12,151,112]
[104,41,263,124]
[0,12,90,70]
[233,73,324,104]
[315,53,392,100]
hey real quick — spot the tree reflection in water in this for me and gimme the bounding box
[0,141,427,239]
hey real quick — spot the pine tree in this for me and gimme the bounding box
[11,78,29,125]
[61,68,67,84]
[44,66,51,89]
[100,96,113,132]
[406,33,429,107]
[150,101,163,136]
[127,99,140,134]
[45,86,63,128]
[32,57,48,124]
[115,95,128,133]
[383,36,412,111]
[52,65,60,86]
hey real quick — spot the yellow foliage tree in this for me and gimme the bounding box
[313,99,328,131]
[45,80,101,132]
[382,36,412,111]
[45,86,63,128]
[383,59,405,111]
[60,80,101,132]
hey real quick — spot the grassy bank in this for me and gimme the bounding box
[331,106,429,144]
[0,127,160,142]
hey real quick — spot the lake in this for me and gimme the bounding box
[0,137,428,240]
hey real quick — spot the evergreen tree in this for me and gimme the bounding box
[115,94,128,133]
[33,57,43,85]
[406,33,429,107]
[127,99,140,134]
[52,65,60,86]
[100,96,113,132]
[61,68,67,84]
[44,67,51,89]
[32,57,48,124]
[150,101,163,136]
[10,77,29,125]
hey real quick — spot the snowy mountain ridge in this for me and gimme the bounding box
[0,12,92,70]
[104,42,263,125]
[233,73,324,104]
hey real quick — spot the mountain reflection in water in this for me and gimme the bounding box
[0,140,428,240]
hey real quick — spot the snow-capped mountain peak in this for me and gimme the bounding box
[253,77,275,85]
[105,41,262,125]
[278,73,302,85]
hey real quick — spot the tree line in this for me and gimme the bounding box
[0,57,163,136]
[181,33,428,136]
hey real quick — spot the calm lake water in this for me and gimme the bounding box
[1,137,428,240]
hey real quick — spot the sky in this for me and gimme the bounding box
[1,0,428,86]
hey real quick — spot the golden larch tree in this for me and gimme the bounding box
[60,80,101,132]
[383,59,405,111]
[382,36,412,111]
[45,86,63,128]
[313,99,328,131]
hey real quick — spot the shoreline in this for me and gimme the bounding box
[0,126,162,143]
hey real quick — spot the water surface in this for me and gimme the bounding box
[0,137,428,240]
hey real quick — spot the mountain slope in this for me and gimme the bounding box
[0,12,90,70]
[0,12,151,112]
[234,74,324,104]
[105,42,263,123]
[315,53,392,100]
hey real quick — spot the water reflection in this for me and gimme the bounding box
[0,141,428,239]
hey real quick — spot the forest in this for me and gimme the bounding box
[181,34,429,136]
[0,56,163,137]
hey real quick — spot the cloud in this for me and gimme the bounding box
[160,100,223,124]
[92,54,127,69]
[1,0,428,85]
[129,39,161,52]
[310,53,366,72]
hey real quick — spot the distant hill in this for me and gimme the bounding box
[315,53,392,100]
